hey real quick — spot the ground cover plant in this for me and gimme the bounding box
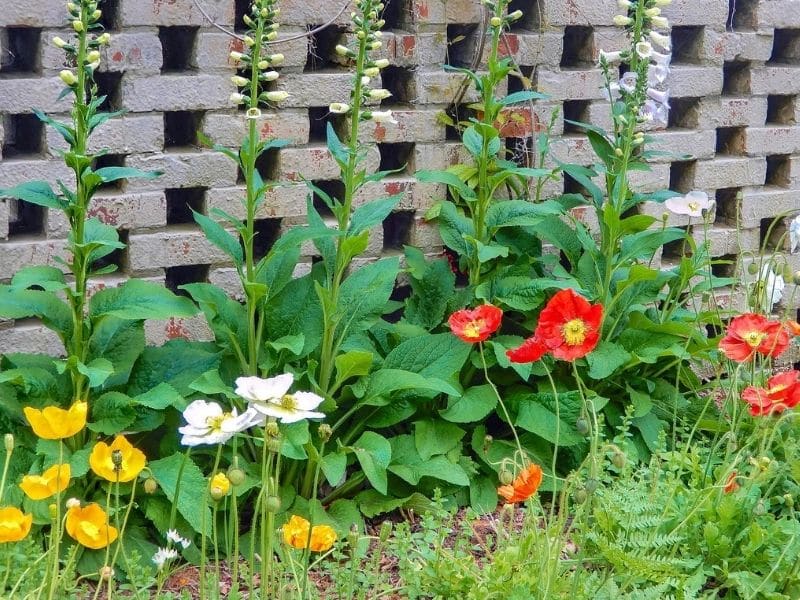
[1,0,800,597]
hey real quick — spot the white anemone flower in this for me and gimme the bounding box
[789,215,800,253]
[178,400,264,446]
[235,374,325,423]
[758,264,785,312]
[152,547,179,570]
[664,190,711,217]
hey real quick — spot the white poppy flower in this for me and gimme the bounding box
[235,374,325,424]
[178,400,263,446]
[664,190,711,217]
[759,264,785,312]
[788,215,800,253]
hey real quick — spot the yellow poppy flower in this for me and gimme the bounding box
[209,472,230,499]
[20,463,71,500]
[0,507,32,543]
[23,401,87,440]
[282,515,337,552]
[89,435,146,483]
[66,503,118,549]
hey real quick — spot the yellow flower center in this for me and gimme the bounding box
[688,202,699,212]
[743,330,766,348]
[562,319,588,346]
[280,395,298,411]
[463,319,484,340]
[206,413,231,433]
[80,520,100,540]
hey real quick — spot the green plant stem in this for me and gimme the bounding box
[478,343,524,463]
[47,442,65,600]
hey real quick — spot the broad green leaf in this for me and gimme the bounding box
[416,170,476,201]
[484,199,563,230]
[192,210,243,266]
[436,201,475,256]
[267,333,305,356]
[462,126,484,158]
[0,181,65,209]
[413,419,465,460]
[127,340,220,396]
[188,369,237,399]
[78,218,125,264]
[474,239,509,263]
[77,358,114,389]
[516,398,585,446]
[586,341,631,380]
[149,453,213,535]
[334,351,373,386]
[628,385,653,419]
[321,451,347,487]
[349,194,403,236]
[388,434,469,486]
[632,412,665,452]
[470,476,499,514]
[383,332,471,383]
[0,287,72,338]
[134,382,185,410]
[264,275,323,357]
[363,369,460,405]
[11,266,67,292]
[440,384,497,423]
[326,122,349,167]
[88,392,135,434]
[355,490,408,518]
[93,166,162,183]
[352,432,391,495]
[89,279,198,320]
[87,318,145,389]
[499,90,548,105]
[404,255,455,331]
[335,257,399,338]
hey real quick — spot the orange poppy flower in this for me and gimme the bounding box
[497,463,543,504]
[723,471,739,494]
[66,503,118,549]
[719,313,789,362]
[533,289,603,361]
[23,401,87,440]
[0,507,32,543]
[89,435,146,483]
[742,370,800,416]
[448,304,503,343]
[20,464,71,500]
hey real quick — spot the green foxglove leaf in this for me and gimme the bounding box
[89,279,198,320]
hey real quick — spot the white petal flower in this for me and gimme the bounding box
[329,102,351,114]
[152,547,179,570]
[647,63,670,85]
[789,215,800,253]
[649,31,671,51]
[166,530,191,549]
[264,90,289,103]
[635,41,653,59]
[178,400,254,446]
[664,191,711,217]
[651,50,672,66]
[646,87,670,107]
[598,49,623,65]
[759,264,785,312]
[619,71,638,93]
[369,110,398,124]
[261,70,280,82]
[235,374,294,403]
[613,14,633,27]
[651,15,669,29]
[368,88,392,100]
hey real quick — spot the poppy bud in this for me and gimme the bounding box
[782,264,794,281]
[575,418,589,435]
[747,262,759,275]
[379,521,392,543]
[347,525,359,549]
[99,566,115,581]
[612,452,626,469]
[483,435,493,453]
[318,424,332,442]
[144,478,158,494]
[574,489,588,504]
[66,498,81,509]
[785,494,794,508]
[4,434,13,453]
[227,468,246,486]
[793,271,800,286]
[753,499,766,516]
[264,495,281,513]
[498,469,514,485]
[585,478,599,494]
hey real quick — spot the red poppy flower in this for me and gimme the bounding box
[506,336,548,363]
[448,304,503,343]
[719,313,790,362]
[497,463,543,504]
[534,289,603,361]
[723,471,739,494]
[742,370,800,416]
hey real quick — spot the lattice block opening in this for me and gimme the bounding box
[715,187,742,224]
[715,127,746,156]
[308,106,345,142]
[166,264,209,296]
[672,26,704,65]
[2,113,44,158]
[166,188,207,224]
[93,154,127,191]
[727,0,758,31]
[8,200,44,238]
[94,71,123,111]
[770,29,800,63]
[561,26,594,69]
[252,218,282,259]
[669,160,697,193]
[668,98,701,128]
[305,25,348,72]
[160,27,198,72]
[446,24,480,68]
[0,28,41,75]
[383,211,414,250]
[99,0,121,31]
[767,95,796,125]
[164,111,204,149]
[508,0,543,30]
[380,66,414,104]
[312,180,344,218]
[563,100,590,133]
[765,155,791,187]
[722,61,751,95]
[379,142,415,174]
[382,0,409,30]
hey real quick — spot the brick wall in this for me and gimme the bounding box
[1,0,799,352]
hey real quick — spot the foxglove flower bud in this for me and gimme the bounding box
[613,14,632,27]
[97,32,111,45]
[230,92,247,104]
[231,75,249,87]
[373,58,390,69]
[368,88,392,100]
[329,102,351,114]
[52,36,67,48]
[264,90,289,102]
[364,67,379,77]
[72,20,84,32]
[59,69,77,86]
[230,51,244,62]
[651,15,669,28]
[490,16,502,27]
[260,70,280,81]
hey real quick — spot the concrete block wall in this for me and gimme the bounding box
[1,0,799,352]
